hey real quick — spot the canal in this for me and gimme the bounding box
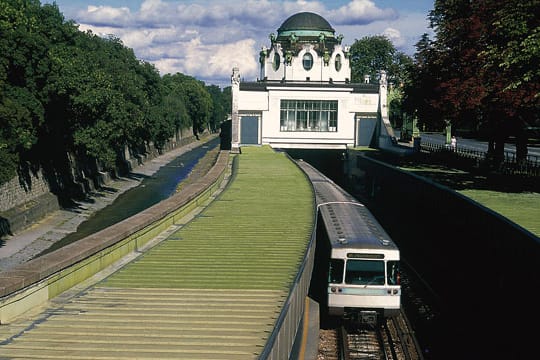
[43,137,220,254]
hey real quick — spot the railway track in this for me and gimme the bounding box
[318,311,423,360]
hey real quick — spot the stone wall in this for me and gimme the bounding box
[0,169,51,213]
[0,129,199,237]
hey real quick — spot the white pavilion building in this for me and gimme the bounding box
[230,11,395,152]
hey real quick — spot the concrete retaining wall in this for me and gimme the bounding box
[346,150,539,359]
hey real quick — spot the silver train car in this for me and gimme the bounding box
[296,159,400,324]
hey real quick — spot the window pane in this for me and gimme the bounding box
[297,110,307,129]
[329,259,344,283]
[387,261,400,285]
[287,110,295,130]
[320,111,328,131]
[303,53,313,70]
[345,260,385,285]
[279,100,338,132]
[335,54,342,71]
[309,110,319,130]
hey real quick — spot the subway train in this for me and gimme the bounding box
[296,159,401,325]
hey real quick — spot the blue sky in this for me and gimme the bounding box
[43,0,435,86]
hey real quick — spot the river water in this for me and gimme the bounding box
[45,137,220,253]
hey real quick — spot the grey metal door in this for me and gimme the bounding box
[240,116,259,145]
[356,117,377,146]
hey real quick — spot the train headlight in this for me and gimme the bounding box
[331,286,337,293]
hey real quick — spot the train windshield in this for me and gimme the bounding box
[344,260,385,285]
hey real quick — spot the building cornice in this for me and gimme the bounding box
[239,81,378,94]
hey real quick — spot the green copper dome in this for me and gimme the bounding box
[277,12,335,38]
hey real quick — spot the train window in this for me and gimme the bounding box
[345,260,385,285]
[328,259,344,284]
[387,261,400,285]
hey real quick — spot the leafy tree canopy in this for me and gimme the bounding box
[403,0,540,162]
[0,0,226,186]
[349,35,411,86]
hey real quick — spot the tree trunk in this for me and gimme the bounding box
[515,118,529,164]
[492,123,507,166]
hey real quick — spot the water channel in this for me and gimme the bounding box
[45,137,220,253]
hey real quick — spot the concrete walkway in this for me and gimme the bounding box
[0,136,216,272]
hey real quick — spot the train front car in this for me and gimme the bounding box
[295,159,400,326]
[320,199,401,325]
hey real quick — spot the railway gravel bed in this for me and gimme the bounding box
[318,311,422,360]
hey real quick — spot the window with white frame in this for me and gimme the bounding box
[302,52,314,71]
[280,100,338,132]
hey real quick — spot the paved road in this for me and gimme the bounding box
[419,132,540,158]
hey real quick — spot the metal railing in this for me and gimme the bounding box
[258,211,317,360]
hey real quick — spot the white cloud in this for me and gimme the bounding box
[382,27,405,48]
[339,10,432,55]
[152,38,258,82]
[70,0,431,86]
[137,0,179,25]
[329,0,397,25]
[282,0,326,16]
[78,5,132,27]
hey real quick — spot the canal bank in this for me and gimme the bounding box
[0,135,219,271]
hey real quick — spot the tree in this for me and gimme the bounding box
[45,31,160,170]
[402,34,444,132]
[206,85,230,132]
[0,0,55,181]
[165,73,212,138]
[478,0,540,162]
[0,0,223,188]
[403,0,539,163]
[349,35,411,86]
[349,35,412,129]
[161,73,192,133]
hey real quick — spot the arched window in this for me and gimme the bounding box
[273,53,280,71]
[302,52,313,71]
[335,54,342,72]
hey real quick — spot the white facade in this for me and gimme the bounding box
[261,44,351,83]
[231,12,395,152]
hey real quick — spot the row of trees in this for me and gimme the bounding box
[403,0,539,162]
[0,0,231,186]
[348,1,538,163]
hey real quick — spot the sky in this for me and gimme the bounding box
[43,0,435,87]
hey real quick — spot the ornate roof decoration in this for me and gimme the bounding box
[277,12,335,35]
[271,12,343,56]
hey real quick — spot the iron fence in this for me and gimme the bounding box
[420,142,540,177]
